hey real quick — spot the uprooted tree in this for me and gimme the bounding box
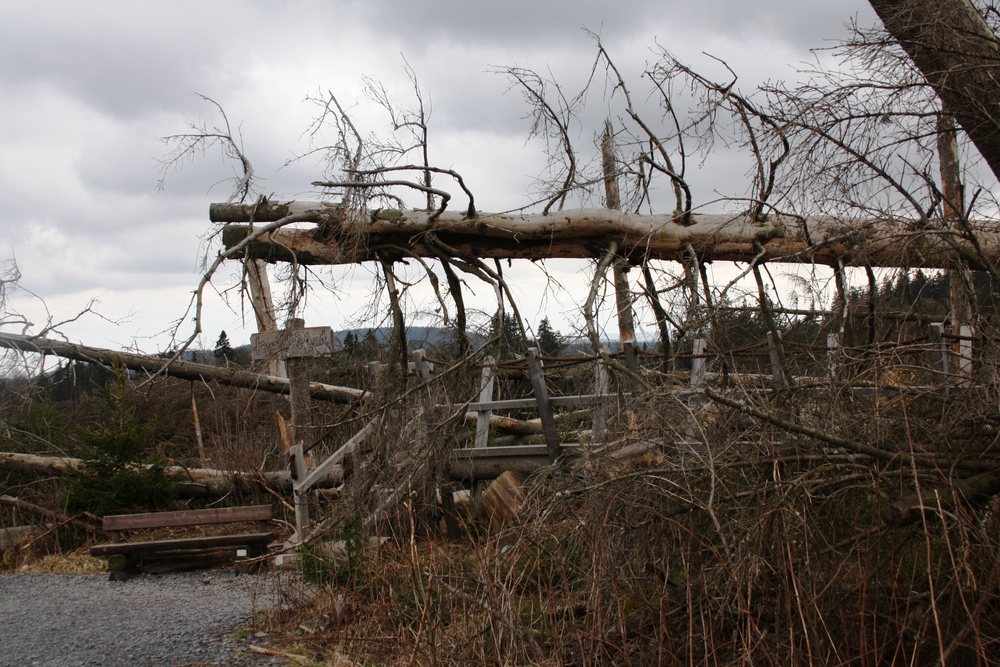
[10,5,1000,664]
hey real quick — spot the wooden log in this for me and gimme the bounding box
[0,494,112,538]
[0,332,364,404]
[0,452,84,476]
[465,413,542,436]
[883,468,1000,528]
[449,444,582,481]
[0,452,343,496]
[481,471,525,523]
[3,448,586,488]
[213,202,1000,270]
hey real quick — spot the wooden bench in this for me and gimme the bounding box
[90,505,274,581]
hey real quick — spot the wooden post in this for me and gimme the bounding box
[191,391,207,468]
[412,349,442,535]
[767,332,789,389]
[284,319,311,539]
[246,259,285,378]
[593,359,609,439]
[623,340,642,393]
[251,319,336,543]
[959,324,974,382]
[289,443,309,537]
[928,322,950,384]
[691,338,707,386]
[283,319,313,448]
[526,347,561,463]
[827,333,840,383]
[412,349,433,382]
[602,121,638,363]
[474,357,495,449]
[938,113,974,365]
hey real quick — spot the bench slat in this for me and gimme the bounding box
[90,531,274,557]
[102,505,272,532]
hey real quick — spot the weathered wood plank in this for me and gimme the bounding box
[526,348,560,463]
[467,394,611,411]
[102,505,272,532]
[90,531,274,557]
[295,419,379,493]
[474,357,495,449]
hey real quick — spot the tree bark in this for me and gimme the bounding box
[0,332,364,404]
[868,0,1000,183]
[215,202,1000,270]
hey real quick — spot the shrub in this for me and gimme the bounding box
[66,419,176,516]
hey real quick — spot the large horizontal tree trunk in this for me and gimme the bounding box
[213,201,1000,270]
[2,447,551,491]
[0,332,364,404]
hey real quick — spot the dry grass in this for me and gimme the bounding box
[251,332,1000,666]
[18,551,106,575]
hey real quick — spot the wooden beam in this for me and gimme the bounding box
[467,394,610,412]
[473,357,495,449]
[90,532,274,557]
[102,505,271,531]
[214,202,1000,270]
[526,348,560,463]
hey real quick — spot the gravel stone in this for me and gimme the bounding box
[0,571,289,667]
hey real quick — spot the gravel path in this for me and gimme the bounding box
[0,571,291,667]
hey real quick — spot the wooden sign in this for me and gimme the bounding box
[251,326,337,361]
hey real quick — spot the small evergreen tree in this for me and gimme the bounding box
[535,317,564,357]
[488,312,525,358]
[213,330,236,363]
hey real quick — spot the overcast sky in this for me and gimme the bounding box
[0,0,877,354]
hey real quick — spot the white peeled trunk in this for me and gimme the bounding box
[214,202,1000,270]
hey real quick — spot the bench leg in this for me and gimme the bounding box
[234,544,267,574]
[106,553,140,581]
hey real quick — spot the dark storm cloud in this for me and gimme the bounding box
[344,0,874,52]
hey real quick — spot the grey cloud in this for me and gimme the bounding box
[343,0,875,52]
[0,3,233,119]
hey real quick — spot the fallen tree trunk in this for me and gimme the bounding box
[0,495,112,538]
[882,468,1000,528]
[3,447,549,491]
[214,202,1000,270]
[0,332,364,404]
[0,452,343,498]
